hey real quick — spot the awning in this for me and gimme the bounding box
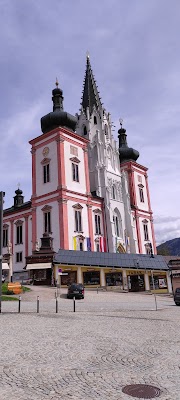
[2,263,9,270]
[26,263,52,270]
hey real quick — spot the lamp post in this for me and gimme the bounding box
[0,191,5,314]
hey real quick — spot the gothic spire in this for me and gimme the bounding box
[81,53,102,117]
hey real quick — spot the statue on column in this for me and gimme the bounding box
[7,240,12,255]
[35,239,40,252]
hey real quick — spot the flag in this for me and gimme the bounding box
[86,237,91,251]
[100,236,106,252]
[126,236,130,253]
[73,236,77,250]
[103,237,107,252]
[76,236,80,250]
[99,236,104,252]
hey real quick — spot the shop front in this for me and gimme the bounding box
[127,273,145,292]
[26,263,52,285]
[149,272,167,292]
[59,269,77,286]
[53,250,172,293]
[105,270,123,288]
[2,262,9,282]
[83,270,100,286]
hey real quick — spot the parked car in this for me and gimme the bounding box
[1,275,5,283]
[174,288,180,306]
[67,283,84,299]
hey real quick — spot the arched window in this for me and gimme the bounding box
[112,185,116,200]
[83,126,87,135]
[94,116,97,125]
[113,209,123,238]
[104,124,108,136]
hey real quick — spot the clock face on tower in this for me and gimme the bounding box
[42,147,49,156]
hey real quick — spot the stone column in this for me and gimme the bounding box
[100,268,105,287]
[122,269,128,290]
[77,266,82,284]
[166,271,172,294]
[144,272,150,291]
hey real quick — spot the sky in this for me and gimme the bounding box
[0,0,180,245]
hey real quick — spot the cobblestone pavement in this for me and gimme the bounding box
[0,287,180,399]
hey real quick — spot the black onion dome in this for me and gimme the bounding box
[15,188,23,195]
[41,81,77,134]
[118,126,139,163]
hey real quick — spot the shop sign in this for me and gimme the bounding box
[58,272,68,276]
[127,270,144,275]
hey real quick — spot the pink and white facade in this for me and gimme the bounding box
[2,56,156,280]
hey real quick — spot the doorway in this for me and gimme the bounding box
[128,274,145,292]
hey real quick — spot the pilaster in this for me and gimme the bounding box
[32,207,37,251]
[77,266,83,283]
[122,269,128,290]
[166,271,173,294]
[100,268,106,287]
[56,135,66,189]
[58,198,69,249]
[144,272,150,291]
[10,220,14,254]
[86,204,94,251]
[134,214,142,254]
[31,147,36,197]
[25,216,29,257]
[83,146,91,195]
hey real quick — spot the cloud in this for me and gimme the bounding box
[0,0,180,247]
[154,215,180,245]
[0,99,44,208]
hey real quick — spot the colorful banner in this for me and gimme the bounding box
[99,237,107,252]
[73,236,77,250]
[86,237,91,251]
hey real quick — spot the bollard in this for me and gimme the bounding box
[97,286,99,294]
[73,296,75,312]
[56,297,58,313]
[18,296,21,313]
[37,296,39,313]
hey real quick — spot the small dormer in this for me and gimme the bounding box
[14,188,24,208]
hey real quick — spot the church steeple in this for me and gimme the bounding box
[81,53,102,117]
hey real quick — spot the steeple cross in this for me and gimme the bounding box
[119,118,123,128]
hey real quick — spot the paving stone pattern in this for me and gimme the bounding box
[0,287,180,399]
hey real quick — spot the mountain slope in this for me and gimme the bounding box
[157,237,180,256]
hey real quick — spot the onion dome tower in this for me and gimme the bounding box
[14,187,24,208]
[118,120,139,163]
[41,79,77,134]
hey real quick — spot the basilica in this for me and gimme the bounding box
[2,55,171,292]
